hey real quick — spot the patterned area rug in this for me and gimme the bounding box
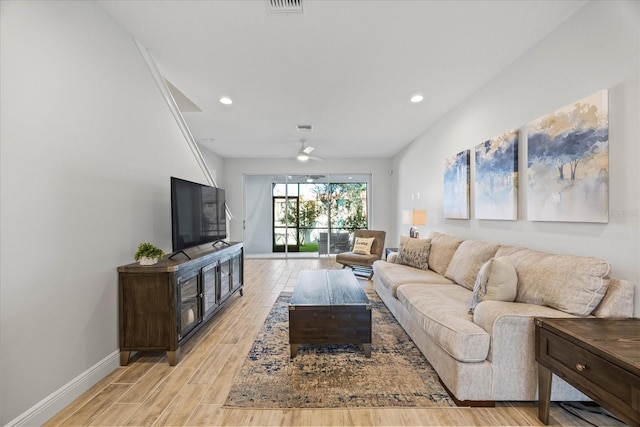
[223,289,455,408]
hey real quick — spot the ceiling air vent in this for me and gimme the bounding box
[268,0,303,14]
[297,124,313,131]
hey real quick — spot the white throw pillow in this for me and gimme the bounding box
[468,256,518,314]
[352,237,375,255]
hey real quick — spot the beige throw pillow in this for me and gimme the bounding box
[426,231,464,276]
[444,239,500,290]
[352,237,375,255]
[395,235,431,270]
[469,256,518,314]
[592,278,635,318]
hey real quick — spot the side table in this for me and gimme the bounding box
[385,248,398,260]
[535,317,640,426]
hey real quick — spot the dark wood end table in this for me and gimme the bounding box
[289,269,372,358]
[385,248,398,259]
[535,317,640,426]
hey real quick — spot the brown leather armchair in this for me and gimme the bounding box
[335,229,386,279]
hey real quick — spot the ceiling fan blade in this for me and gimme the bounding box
[296,139,319,160]
[309,155,324,161]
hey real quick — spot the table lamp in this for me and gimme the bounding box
[402,209,427,238]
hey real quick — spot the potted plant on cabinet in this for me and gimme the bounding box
[134,242,164,265]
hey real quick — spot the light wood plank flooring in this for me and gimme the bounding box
[45,258,625,426]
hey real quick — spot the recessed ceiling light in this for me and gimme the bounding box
[306,178,313,183]
[410,94,424,103]
[219,96,233,105]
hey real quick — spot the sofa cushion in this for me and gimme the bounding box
[494,245,524,258]
[426,231,464,276]
[372,261,454,297]
[468,256,518,314]
[397,283,490,362]
[353,237,374,255]
[592,278,635,318]
[445,240,501,290]
[395,235,431,270]
[501,247,610,316]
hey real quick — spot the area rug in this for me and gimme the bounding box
[223,289,455,408]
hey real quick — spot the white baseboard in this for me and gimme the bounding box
[6,350,120,427]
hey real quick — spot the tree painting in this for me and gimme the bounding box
[443,150,470,219]
[527,90,609,222]
[475,129,518,220]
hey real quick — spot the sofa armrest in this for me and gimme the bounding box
[474,300,576,361]
[472,300,577,398]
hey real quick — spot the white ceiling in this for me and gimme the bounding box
[98,0,586,160]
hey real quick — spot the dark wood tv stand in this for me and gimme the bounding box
[118,242,244,365]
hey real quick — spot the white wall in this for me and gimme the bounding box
[393,0,640,315]
[199,144,225,188]
[223,158,395,249]
[0,1,209,424]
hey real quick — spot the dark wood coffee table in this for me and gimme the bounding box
[289,269,372,358]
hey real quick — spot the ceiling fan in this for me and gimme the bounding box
[296,139,323,162]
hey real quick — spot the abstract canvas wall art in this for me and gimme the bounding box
[443,150,470,219]
[474,129,518,220]
[527,90,608,223]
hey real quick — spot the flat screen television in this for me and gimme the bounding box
[171,177,227,252]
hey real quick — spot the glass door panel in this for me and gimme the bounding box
[326,177,369,253]
[179,274,201,339]
[231,250,242,291]
[201,262,218,317]
[298,181,325,254]
[219,257,231,301]
[273,195,299,252]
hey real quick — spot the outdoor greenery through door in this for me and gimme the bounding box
[272,178,368,254]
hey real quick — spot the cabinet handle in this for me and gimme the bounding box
[575,363,586,372]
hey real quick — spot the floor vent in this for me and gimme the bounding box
[268,0,303,14]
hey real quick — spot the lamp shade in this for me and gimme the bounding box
[412,209,427,226]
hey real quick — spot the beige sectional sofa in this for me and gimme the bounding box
[372,231,635,404]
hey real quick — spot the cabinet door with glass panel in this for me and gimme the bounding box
[178,273,201,340]
[201,261,219,319]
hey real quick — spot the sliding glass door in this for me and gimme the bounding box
[243,174,370,257]
[264,174,369,256]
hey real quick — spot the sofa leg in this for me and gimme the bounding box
[438,377,495,407]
